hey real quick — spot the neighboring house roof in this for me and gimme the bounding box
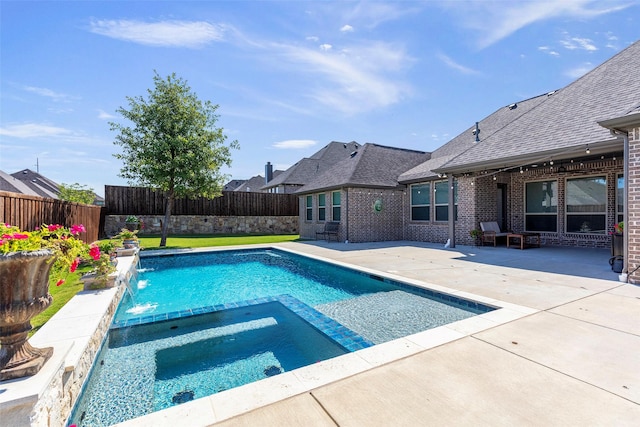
[262,141,360,190]
[297,143,430,194]
[399,93,549,183]
[9,169,59,198]
[224,179,246,191]
[436,40,639,174]
[0,170,45,195]
[235,170,283,192]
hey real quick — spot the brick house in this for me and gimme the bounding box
[261,141,361,194]
[296,143,429,242]
[293,40,638,281]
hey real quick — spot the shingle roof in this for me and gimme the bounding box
[9,169,59,198]
[235,171,283,192]
[399,93,548,183]
[0,170,41,194]
[297,144,430,194]
[262,141,360,189]
[437,40,640,173]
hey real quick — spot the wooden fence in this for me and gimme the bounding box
[0,191,102,243]
[104,185,299,216]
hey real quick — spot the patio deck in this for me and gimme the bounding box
[202,241,640,426]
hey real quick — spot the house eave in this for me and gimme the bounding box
[598,112,640,131]
[434,139,623,175]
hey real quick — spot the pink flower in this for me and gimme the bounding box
[69,258,80,273]
[47,224,63,232]
[70,224,86,235]
[12,233,29,240]
[2,234,12,240]
[89,245,101,260]
[56,279,65,286]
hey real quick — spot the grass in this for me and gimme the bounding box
[137,234,300,250]
[28,234,300,336]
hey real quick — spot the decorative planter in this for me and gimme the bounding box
[123,239,140,249]
[124,221,139,232]
[0,250,54,381]
[81,272,117,291]
[611,233,624,257]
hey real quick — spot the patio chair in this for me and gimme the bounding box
[479,221,509,246]
[316,221,340,242]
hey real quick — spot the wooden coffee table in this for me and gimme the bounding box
[507,232,540,249]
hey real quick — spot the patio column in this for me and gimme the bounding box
[448,174,456,248]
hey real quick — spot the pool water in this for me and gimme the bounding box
[70,248,495,426]
[114,249,400,323]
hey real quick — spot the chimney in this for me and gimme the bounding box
[265,162,273,184]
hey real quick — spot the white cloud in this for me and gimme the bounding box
[437,53,480,75]
[319,43,332,51]
[442,1,632,49]
[560,36,598,51]
[538,46,560,56]
[340,24,354,32]
[275,40,413,114]
[0,123,72,138]
[306,36,319,42]
[564,63,594,79]
[22,85,78,102]
[89,19,226,48]
[97,109,116,120]
[272,139,317,149]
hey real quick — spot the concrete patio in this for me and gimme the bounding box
[206,241,640,426]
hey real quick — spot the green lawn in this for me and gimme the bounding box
[137,234,300,249]
[29,234,300,336]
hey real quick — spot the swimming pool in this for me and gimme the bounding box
[69,248,496,426]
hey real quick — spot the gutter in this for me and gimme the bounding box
[609,128,629,280]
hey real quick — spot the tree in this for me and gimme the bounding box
[110,72,239,247]
[58,182,95,204]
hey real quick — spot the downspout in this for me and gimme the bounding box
[610,129,629,279]
[448,174,456,248]
[344,187,349,243]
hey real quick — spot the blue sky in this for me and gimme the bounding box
[1,1,638,196]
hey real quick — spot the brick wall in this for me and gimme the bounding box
[346,188,406,242]
[511,157,622,249]
[629,126,640,283]
[298,188,406,242]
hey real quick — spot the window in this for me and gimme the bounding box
[434,180,457,221]
[525,180,557,232]
[566,176,607,233]
[411,183,430,221]
[617,174,624,224]
[318,193,326,221]
[332,191,341,221]
[306,195,313,221]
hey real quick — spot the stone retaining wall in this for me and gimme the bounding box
[105,215,298,237]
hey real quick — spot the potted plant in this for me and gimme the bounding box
[80,243,119,290]
[610,221,624,257]
[124,215,140,231]
[0,223,90,380]
[469,229,482,246]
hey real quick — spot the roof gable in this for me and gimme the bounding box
[297,144,430,193]
[263,141,360,188]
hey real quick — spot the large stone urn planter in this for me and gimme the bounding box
[0,250,54,381]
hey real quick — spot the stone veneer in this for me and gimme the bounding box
[105,215,298,237]
[0,253,139,427]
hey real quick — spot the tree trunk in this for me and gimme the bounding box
[160,191,174,247]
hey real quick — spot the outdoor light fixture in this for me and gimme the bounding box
[550,159,554,165]
[586,145,591,154]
